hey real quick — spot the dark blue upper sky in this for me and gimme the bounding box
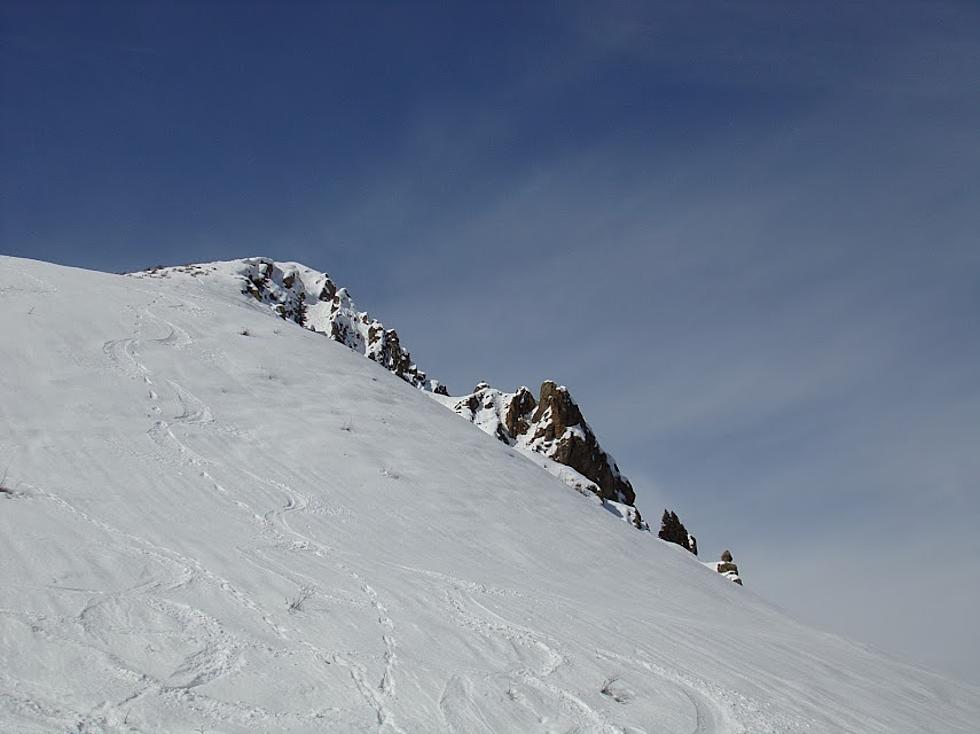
[4,0,935,273]
[3,1,980,682]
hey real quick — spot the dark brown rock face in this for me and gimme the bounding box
[658,509,697,555]
[504,386,536,438]
[446,380,639,509]
[530,381,636,506]
[530,381,585,441]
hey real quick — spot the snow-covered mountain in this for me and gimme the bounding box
[135,258,646,530]
[2,255,979,733]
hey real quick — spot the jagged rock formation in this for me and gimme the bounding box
[706,550,743,585]
[432,381,644,527]
[658,509,698,554]
[137,258,446,394]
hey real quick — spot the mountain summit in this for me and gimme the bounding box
[2,255,977,733]
[140,258,446,394]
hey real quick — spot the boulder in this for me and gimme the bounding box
[710,551,743,585]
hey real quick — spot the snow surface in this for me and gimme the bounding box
[1,255,978,733]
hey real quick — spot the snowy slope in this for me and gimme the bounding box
[134,259,645,530]
[1,255,978,733]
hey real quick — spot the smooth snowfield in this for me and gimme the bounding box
[1,256,977,733]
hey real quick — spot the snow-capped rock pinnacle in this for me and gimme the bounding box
[706,549,743,585]
[530,381,636,506]
[432,380,642,527]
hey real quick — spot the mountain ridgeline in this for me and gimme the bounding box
[136,257,730,575]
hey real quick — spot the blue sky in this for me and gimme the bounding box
[3,1,979,682]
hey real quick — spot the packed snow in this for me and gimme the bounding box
[1,255,978,733]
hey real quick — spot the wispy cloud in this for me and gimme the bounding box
[302,1,980,683]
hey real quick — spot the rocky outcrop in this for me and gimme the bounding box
[706,550,743,585]
[658,510,697,554]
[529,381,636,506]
[138,258,446,394]
[504,385,536,439]
[434,381,641,524]
[326,286,445,392]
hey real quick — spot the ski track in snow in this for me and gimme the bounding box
[594,649,740,734]
[0,525,291,732]
[439,674,498,734]
[382,562,665,733]
[0,281,858,733]
[59,301,363,729]
[103,302,262,525]
[438,587,630,733]
[94,303,411,731]
[19,288,382,729]
[254,472,407,733]
[169,379,214,425]
[388,561,778,733]
[7,472,388,733]
[592,647,813,734]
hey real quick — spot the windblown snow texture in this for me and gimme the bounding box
[1,255,978,733]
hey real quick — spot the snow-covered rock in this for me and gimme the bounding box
[431,380,644,525]
[705,550,743,585]
[136,258,446,394]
